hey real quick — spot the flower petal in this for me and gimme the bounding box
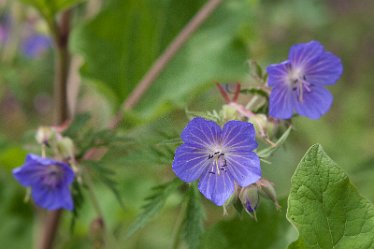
[305,51,343,86]
[225,152,261,187]
[266,61,290,87]
[269,85,294,119]
[172,143,209,182]
[289,41,324,67]
[292,86,333,119]
[181,117,221,148]
[31,185,74,211]
[221,120,257,152]
[13,164,46,187]
[13,154,75,187]
[198,168,234,206]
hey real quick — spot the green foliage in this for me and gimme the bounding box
[71,0,256,121]
[287,144,374,249]
[183,185,205,249]
[126,179,182,238]
[199,199,294,249]
[85,160,124,207]
[19,0,84,20]
[70,180,84,231]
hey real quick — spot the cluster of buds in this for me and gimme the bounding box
[35,126,75,163]
[217,83,279,146]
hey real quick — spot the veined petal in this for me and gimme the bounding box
[305,51,343,86]
[221,120,257,152]
[172,143,209,182]
[269,86,293,119]
[292,86,333,119]
[289,41,324,67]
[266,61,290,87]
[13,154,75,187]
[181,117,221,148]
[226,152,261,187]
[31,185,74,211]
[198,168,234,206]
[13,164,47,187]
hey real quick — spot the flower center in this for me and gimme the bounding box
[40,165,64,188]
[287,66,312,103]
[207,151,227,176]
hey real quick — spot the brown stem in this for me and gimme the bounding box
[39,10,71,249]
[53,10,71,124]
[109,0,223,129]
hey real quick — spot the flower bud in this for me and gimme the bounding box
[239,184,259,218]
[222,104,239,120]
[249,114,268,136]
[35,126,53,144]
[56,137,75,160]
[257,178,281,209]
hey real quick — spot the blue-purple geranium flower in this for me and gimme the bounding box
[21,34,51,58]
[267,41,343,119]
[13,154,75,211]
[172,117,261,206]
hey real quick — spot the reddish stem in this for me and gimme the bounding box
[215,83,231,104]
[232,83,241,102]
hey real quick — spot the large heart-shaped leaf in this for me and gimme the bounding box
[287,144,374,249]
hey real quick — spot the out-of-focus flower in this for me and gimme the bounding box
[267,41,343,119]
[172,117,261,206]
[13,154,75,210]
[21,33,51,58]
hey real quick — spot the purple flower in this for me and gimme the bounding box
[267,41,343,119]
[21,34,51,58]
[172,117,261,206]
[13,154,75,211]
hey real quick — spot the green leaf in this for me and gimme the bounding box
[183,185,205,249]
[19,0,84,19]
[126,179,182,238]
[199,199,295,249]
[287,144,374,249]
[71,0,256,121]
[240,88,269,99]
[86,161,124,207]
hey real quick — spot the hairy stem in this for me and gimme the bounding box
[109,0,223,129]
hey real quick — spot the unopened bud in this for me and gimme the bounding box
[35,126,53,144]
[249,114,268,136]
[56,137,75,160]
[222,104,239,120]
[239,184,259,219]
[90,217,105,248]
[257,178,281,209]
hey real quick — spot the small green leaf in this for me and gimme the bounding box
[86,161,124,207]
[287,144,374,249]
[19,0,84,20]
[126,179,182,238]
[183,185,205,249]
[240,88,269,99]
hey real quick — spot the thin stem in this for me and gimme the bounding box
[109,0,223,129]
[216,83,231,104]
[39,9,72,249]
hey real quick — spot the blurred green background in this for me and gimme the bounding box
[0,0,373,248]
